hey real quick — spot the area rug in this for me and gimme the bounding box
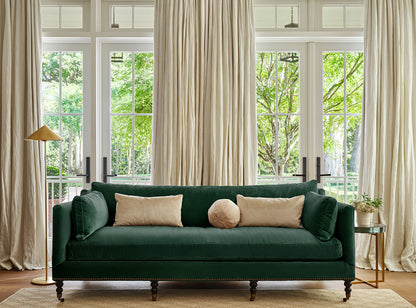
[0,288,413,308]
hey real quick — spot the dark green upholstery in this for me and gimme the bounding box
[335,202,356,266]
[53,202,72,267]
[53,181,355,287]
[72,191,109,240]
[53,260,354,281]
[302,192,338,241]
[67,226,342,261]
[91,180,318,226]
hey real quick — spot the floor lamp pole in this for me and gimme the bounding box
[44,141,48,281]
[26,125,62,285]
[31,141,54,285]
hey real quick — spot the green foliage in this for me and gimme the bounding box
[360,193,383,209]
[110,53,153,177]
[256,52,300,177]
[42,51,84,194]
[256,51,364,184]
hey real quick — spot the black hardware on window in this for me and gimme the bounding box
[292,157,307,182]
[316,157,331,183]
[76,156,90,183]
[103,157,117,183]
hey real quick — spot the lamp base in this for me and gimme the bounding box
[31,276,55,285]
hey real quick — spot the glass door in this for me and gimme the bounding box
[42,44,91,234]
[101,44,153,184]
[316,43,364,202]
[256,44,308,184]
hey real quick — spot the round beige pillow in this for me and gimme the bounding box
[208,199,240,229]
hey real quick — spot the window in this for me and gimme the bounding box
[108,5,154,29]
[255,5,299,29]
[39,0,364,198]
[104,49,154,184]
[321,51,363,202]
[42,47,90,235]
[321,5,364,29]
[256,50,303,184]
[41,4,87,30]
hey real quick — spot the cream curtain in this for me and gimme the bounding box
[152,0,256,186]
[0,0,45,270]
[357,0,416,272]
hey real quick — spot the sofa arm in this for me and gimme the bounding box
[53,201,72,267]
[335,202,355,266]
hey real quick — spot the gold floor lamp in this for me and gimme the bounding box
[26,125,63,285]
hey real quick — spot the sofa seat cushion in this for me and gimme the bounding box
[67,226,343,261]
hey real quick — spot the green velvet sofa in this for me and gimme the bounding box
[52,180,355,302]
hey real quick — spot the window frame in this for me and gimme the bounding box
[101,0,154,33]
[315,0,365,31]
[101,43,154,184]
[41,0,90,33]
[314,42,364,200]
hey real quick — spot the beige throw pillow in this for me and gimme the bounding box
[237,195,305,228]
[113,193,183,227]
[208,199,240,229]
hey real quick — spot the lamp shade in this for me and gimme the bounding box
[25,125,63,141]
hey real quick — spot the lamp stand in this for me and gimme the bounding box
[31,141,55,285]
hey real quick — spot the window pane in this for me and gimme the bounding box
[346,52,364,114]
[257,115,276,177]
[277,52,299,114]
[43,115,61,174]
[61,6,83,29]
[134,53,153,113]
[322,6,344,28]
[134,116,152,181]
[277,6,298,28]
[254,7,275,28]
[347,115,361,176]
[41,6,59,28]
[323,178,345,202]
[111,116,133,176]
[134,7,154,28]
[61,115,83,176]
[323,115,344,176]
[256,53,276,114]
[323,52,344,114]
[346,6,364,28]
[277,115,299,176]
[114,6,133,29]
[42,52,60,113]
[111,52,133,113]
[61,52,83,113]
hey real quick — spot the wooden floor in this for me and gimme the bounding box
[1,268,415,306]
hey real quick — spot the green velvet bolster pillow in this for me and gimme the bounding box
[302,191,338,241]
[73,191,109,240]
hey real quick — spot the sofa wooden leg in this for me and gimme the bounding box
[55,280,64,302]
[151,280,159,301]
[249,280,258,301]
[343,280,352,302]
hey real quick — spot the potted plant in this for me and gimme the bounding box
[352,193,383,226]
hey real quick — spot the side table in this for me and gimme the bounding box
[353,223,386,288]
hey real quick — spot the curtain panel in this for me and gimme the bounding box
[357,0,416,272]
[152,0,257,186]
[0,0,45,270]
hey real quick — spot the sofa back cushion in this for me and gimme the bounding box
[72,191,109,240]
[113,193,183,227]
[302,191,338,241]
[91,180,318,227]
